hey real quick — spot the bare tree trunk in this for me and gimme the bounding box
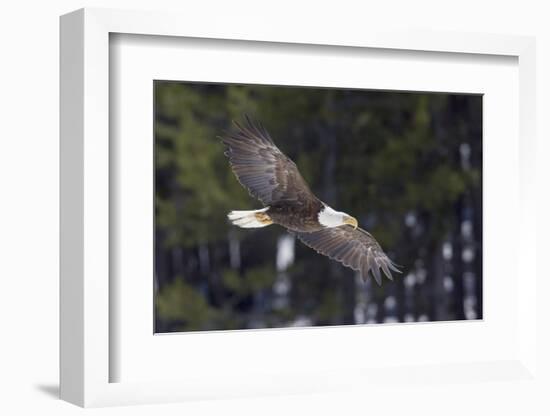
[272,234,295,313]
[198,243,210,275]
[228,230,241,269]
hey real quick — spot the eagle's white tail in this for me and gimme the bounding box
[228,207,272,228]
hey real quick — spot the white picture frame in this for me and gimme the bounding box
[60,8,538,408]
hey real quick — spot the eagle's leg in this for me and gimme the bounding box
[228,207,273,228]
[254,211,273,225]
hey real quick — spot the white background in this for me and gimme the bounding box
[1,1,548,415]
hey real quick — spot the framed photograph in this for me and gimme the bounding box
[60,8,538,407]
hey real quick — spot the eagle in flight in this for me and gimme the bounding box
[221,116,400,285]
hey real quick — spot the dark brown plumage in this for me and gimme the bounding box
[221,116,399,284]
[221,115,323,232]
[295,226,400,285]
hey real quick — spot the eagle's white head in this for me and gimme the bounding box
[318,205,358,229]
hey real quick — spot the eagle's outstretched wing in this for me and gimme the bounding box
[295,226,400,285]
[220,116,316,205]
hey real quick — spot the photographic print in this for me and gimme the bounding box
[154,81,482,333]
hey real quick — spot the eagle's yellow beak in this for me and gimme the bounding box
[343,216,358,230]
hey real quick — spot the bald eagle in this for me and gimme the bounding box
[221,116,400,285]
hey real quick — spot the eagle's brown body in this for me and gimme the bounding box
[267,200,325,232]
[221,116,400,285]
